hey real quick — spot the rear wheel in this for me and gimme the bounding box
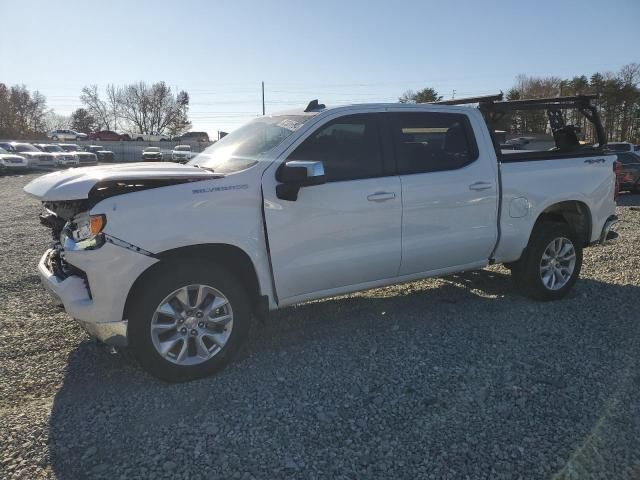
[128,261,251,382]
[512,221,582,301]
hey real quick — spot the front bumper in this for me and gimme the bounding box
[1,162,29,169]
[37,240,158,347]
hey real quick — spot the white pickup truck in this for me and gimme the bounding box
[24,94,619,381]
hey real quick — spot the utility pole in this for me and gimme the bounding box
[261,81,265,116]
[452,89,456,100]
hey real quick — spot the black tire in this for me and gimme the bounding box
[512,221,583,301]
[127,260,252,382]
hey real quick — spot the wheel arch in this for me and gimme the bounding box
[123,243,263,320]
[533,200,592,246]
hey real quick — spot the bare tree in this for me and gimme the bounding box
[80,85,118,130]
[118,81,190,135]
[43,111,71,132]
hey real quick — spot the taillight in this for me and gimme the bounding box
[613,160,622,200]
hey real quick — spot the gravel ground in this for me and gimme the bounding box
[1,171,639,479]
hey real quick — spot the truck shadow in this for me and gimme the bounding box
[46,270,640,479]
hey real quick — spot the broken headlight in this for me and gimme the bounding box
[69,213,107,248]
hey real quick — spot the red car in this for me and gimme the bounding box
[87,130,130,141]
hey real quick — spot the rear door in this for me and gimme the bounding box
[263,112,402,302]
[389,109,499,275]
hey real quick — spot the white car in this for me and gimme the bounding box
[24,95,619,382]
[130,132,171,142]
[0,147,29,171]
[1,143,55,167]
[48,129,88,141]
[141,146,163,161]
[171,145,192,163]
[58,144,98,165]
[35,144,79,167]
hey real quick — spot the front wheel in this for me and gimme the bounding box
[512,221,583,301]
[128,261,251,382]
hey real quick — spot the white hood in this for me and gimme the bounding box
[24,162,217,201]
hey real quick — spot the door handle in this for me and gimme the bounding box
[469,181,494,191]
[367,192,396,202]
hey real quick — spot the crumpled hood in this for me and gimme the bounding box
[24,162,217,201]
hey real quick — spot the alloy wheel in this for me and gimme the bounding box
[150,284,233,366]
[539,237,576,290]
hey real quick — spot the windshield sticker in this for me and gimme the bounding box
[192,184,249,194]
[277,119,303,131]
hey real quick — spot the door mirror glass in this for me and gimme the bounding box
[276,160,326,200]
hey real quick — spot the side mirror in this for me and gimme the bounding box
[276,161,325,201]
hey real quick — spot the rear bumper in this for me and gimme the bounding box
[597,215,619,245]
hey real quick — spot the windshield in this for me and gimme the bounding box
[44,145,64,152]
[0,147,8,154]
[189,114,311,174]
[15,144,40,153]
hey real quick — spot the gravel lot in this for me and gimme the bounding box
[1,171,639,479]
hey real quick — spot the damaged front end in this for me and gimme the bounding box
[26,168,212,346]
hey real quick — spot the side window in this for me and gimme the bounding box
[287,114,383,182]
[392,112,478,174]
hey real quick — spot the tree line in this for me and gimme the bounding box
[2,63,638,141]
[0,81,191,139]
[399,63,640,144]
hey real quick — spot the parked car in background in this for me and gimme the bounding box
[88,130,129,142]
[0,142,54,166]
[34,144,79,167]
[141,146,163,161]
[617,152,640,193]
[172,131,210,143]
[58,144,98,165]
[84,145,115,162]
[171,145,192,163]
[0,146,29,171]
[48,129,87,141]
[130,132,170,142]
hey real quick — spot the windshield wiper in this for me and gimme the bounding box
[193,164,224,176]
